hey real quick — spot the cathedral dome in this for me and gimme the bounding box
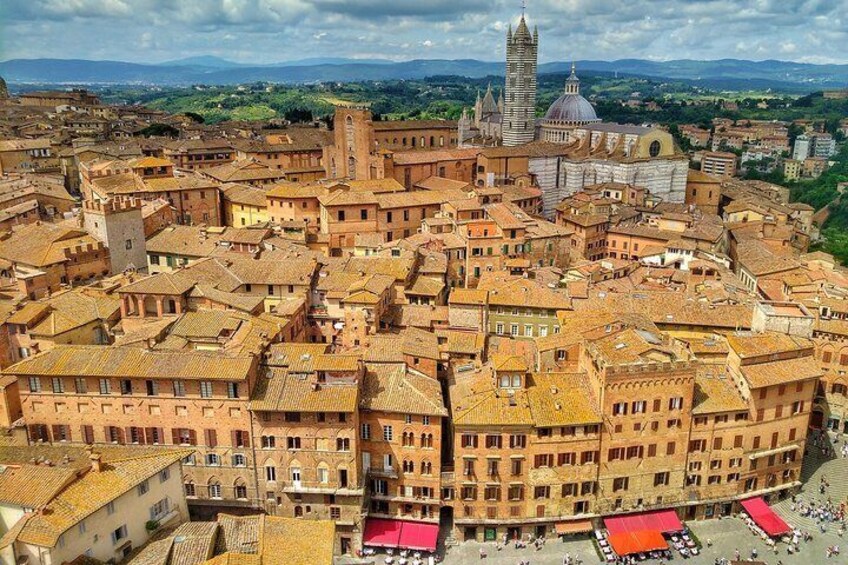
[542,63,600,126]
[543,93,598,124]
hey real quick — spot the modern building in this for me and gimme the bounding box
[701,151,737,178]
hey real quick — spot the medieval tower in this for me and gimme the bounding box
[502,13,538,146]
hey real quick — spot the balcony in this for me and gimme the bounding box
[279,480,364,496]
[368,466,399,480]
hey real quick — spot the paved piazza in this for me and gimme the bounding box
[439,432,848,564]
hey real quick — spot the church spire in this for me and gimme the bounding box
[565,61,580,95]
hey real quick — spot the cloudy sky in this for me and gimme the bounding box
[1,0,846,65]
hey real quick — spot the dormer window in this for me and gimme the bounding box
[498,374,522,389]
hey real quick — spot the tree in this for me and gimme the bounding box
[184,112,205,124]
[284,108,314,123]
[137,123,180,138]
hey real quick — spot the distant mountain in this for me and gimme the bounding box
[159,55,244,69]
[277,57,395,67]
[2,57,848,89]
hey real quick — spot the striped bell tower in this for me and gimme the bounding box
[502,8,538,146]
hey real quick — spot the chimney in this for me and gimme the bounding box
[89,450,103,472]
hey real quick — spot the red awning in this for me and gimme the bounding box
[604,509,684,536]
[740,497,791,537]
[398,521,439,551]
[607,530,668,555]
[364,518,403,548]
[363,519,439,552]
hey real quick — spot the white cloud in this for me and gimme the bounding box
[1,0,847,64]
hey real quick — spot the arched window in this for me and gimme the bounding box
[265,462,277,482]
[294,505,303,517]
[403,460,414,473]
[421,460,432,475]
[208,480,222,499]
[429,136,435,147]
[234,479,248,499]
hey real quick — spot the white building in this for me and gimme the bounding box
[792,134,812,161]
[813,133,836,158]
[0,446,189,565]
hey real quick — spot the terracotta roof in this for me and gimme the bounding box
[0,223,103,268]
[12,449,190,548]
[5,345,255,381]
[249,367,358,412]
[526,372,602,427]
[693,369,747,414]
[221,183,267,208]
[738,355,821,388]
[361,363,447,416]
[726,332,813,359]
[146,225,226,258]
[479,275,571,310]
[0,464,77,509]
[201,160,284,183]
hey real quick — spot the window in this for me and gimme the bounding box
[106,501,116,515]
[261,435,275,448]
[149,498,169,521]
[209,482,222,499]
[184,482,196,497]
[232,454,246,467]
[654,472,669,487]
[200,381,213,398]
[173,380,185,397]
[226,382,239,399]
[266,465,277,481]
[383,425,393,441]
[668,397,683,410]
[533,486,551,499]
[206,453,220,466]
[111,525,128,544]
[649,140,661,157]
[287,437,301,449]
[534,454,553,468]
[509,434,526,449]
[98,378,111,394]
[422,416,430,425]
[361,423,371,440]
[337,437,350,451]
[612,477,629,492]
[51,377,64,393]
[28,377,41,392]
[485,435,502,449]
[120,379,132,395]
[612,402,628,416]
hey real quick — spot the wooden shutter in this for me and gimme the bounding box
[188,429,197,446]
[171,428,180,445]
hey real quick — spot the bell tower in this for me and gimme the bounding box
[502,9,538,146]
